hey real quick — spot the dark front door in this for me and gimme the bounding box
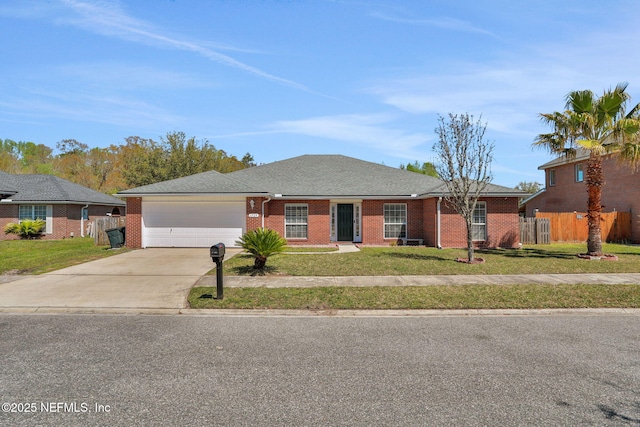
[337,204,354,241]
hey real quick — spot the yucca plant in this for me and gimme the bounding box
[4,219,46,239]
[236,227,287,270]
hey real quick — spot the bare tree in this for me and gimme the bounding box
[433,113,494,263]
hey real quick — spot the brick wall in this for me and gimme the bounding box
[251,197,521,247]
[51,205,69,239]
[256,199,429,246]
[260,199,331,245]
[125,198,142,248]
[527,155,640,243]
[0,204,18,241]
[438,197,520,249]
[485,197,520,248]
[246,197,266,231]
[438,201,466,248]
[361,199,424,245]
[1,203,125,241]
[422,198,438,247]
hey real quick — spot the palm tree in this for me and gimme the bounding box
[534,83,640,255]
[236,228,287,270]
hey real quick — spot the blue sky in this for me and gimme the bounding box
[1,0,639,187]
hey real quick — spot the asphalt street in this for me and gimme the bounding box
[0,314,638,426]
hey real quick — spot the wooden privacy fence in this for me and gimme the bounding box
[533,211,631,243]
[519,217,550,244]
[91,217,126,246]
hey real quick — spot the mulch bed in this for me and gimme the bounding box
[576,254,619,261]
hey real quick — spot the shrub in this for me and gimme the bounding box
[4,219,46,239]
[236,228,287,270]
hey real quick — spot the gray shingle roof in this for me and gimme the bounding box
[117,169,263,195]
[227,154,443,197]
[117,154,525,198]
[0,171,17,195]
[0,173,125,206]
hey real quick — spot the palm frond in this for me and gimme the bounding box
[566,90,594,114]
[619,142,640,168]
[235,228,287,269]
[4,219,45,239]
[626,101,640,119]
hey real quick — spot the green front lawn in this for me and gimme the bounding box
[197,243,640,310]
[221,243,640,276]
[0,238,124,275]
[189,284,640,310]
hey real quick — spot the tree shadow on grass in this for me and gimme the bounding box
[229,265,279,277]
[383,252,452,262]
[603,246,640,257]
[477,248,576,260]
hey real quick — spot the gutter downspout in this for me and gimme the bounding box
[261,197,272,228]
[436,197,442,249]
[80,204,89,237]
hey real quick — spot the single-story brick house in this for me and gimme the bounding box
[117,155,525,249]
[520,149,640,242]
[0,171,126,240]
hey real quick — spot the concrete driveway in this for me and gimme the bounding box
[0,248,242,312]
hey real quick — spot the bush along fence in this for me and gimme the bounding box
[520,211,631,244]
[91,217,126,246]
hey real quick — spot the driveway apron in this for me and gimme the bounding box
[0,248,231,310]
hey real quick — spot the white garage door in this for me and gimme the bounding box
[142,197,245,248]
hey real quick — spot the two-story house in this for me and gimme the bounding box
[521,149,640,242]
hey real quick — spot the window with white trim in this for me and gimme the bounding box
[19,205,47,221]
[384,203,406,239]
[285,204,308,239]
[18,204,52,234]
[549,169,556,186]
[472,202,487,241]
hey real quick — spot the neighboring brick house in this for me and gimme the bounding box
[117,155,525,249]
[0,171,125,240]
[521,150,640,242]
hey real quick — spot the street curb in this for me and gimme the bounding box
[181,308,640,317]
[0,307,182,315]
[1,307,639,317]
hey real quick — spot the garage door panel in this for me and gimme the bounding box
[142,199,245,248]
[145,227,243,248]
[144,203,243,228]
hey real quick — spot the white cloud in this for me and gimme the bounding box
[0,87,183,130]
[366,64,578,135]
[370,11,497,37]
[268,114,432,160]
[4,0,310,91]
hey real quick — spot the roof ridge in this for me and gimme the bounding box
[3,173,125,205]
[49,174,72,201]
